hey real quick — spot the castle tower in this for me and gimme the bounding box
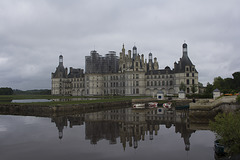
[122,44,125,55]
[59,55,63,66]
[153,57,159,70]
[148,53,153,71]
[183,43,188,57]
[149,53,152,62]
[133,46,137,60]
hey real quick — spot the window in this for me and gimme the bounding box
[136,81,139,86]
[187,79,189,85]
[192,79,195,85]
[162,81,165,86]
[136,62,138,66]
[136,88,139,94]
[192,73,194,77]
[136,74,139,79]
[147,81,149,86]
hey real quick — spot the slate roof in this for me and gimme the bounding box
[145,67,174,75]
[52,64,67,78]
[174,53,197,73]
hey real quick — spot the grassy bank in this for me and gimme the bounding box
[0,95,148,106]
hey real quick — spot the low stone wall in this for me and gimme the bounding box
[0,100,132,117]
[190,96,237,110]
[189,96,239,118]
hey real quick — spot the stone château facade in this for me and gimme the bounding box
[51,43,198,96]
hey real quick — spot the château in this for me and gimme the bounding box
[51,43,198,96]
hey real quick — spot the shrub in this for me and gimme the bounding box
[210,112,240,155]
[237,95,240,104]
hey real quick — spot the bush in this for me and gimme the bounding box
[186,93,212,99]
[210,112,240,155]
[237,95,240,104]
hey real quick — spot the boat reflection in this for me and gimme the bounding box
[51,107,195,151]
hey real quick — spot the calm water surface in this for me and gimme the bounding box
[0,108,215,160]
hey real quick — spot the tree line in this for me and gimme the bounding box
[13,89,51,95]
[0,88,51,95]
[0,88,13,95]
[205,72,240,95]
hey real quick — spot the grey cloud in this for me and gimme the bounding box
[0,0,240,90]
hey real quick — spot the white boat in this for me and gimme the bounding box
[132,103,145,109]
[162,102,172,109]
[148,102,158,108]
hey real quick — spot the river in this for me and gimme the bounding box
[0,107,216,160]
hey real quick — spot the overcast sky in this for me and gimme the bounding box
[0,0,239,90]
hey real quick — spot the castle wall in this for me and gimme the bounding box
[51,43,199,96]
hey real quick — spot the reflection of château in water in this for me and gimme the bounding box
[51,108,195,151]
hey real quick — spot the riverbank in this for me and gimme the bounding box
[189,96,240,118]
[0,100,132,117]
[0,95,144,116]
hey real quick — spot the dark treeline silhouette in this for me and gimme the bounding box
[205,72,240,94]
[0,88,13,95]
[13,89,51,95]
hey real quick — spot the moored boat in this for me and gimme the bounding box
[175,105,189,110]
[163,102,172,109]
[214,139,225,156]
[132,103,145,109]
[148,102,158,108]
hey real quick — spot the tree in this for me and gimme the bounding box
[222,78,234,93]
[191,84,197,93]
[213,76,224,91]
[179,82,186,91]
[0,88,13,95]
[205,82,213,94]
[232,72,240,90]
[210,112,240,155]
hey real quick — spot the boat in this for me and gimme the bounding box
[162,102,172,109]
[175,105,189,110]
[214,139,225,156]
[132,103,145,109]
[148,102,158,108]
